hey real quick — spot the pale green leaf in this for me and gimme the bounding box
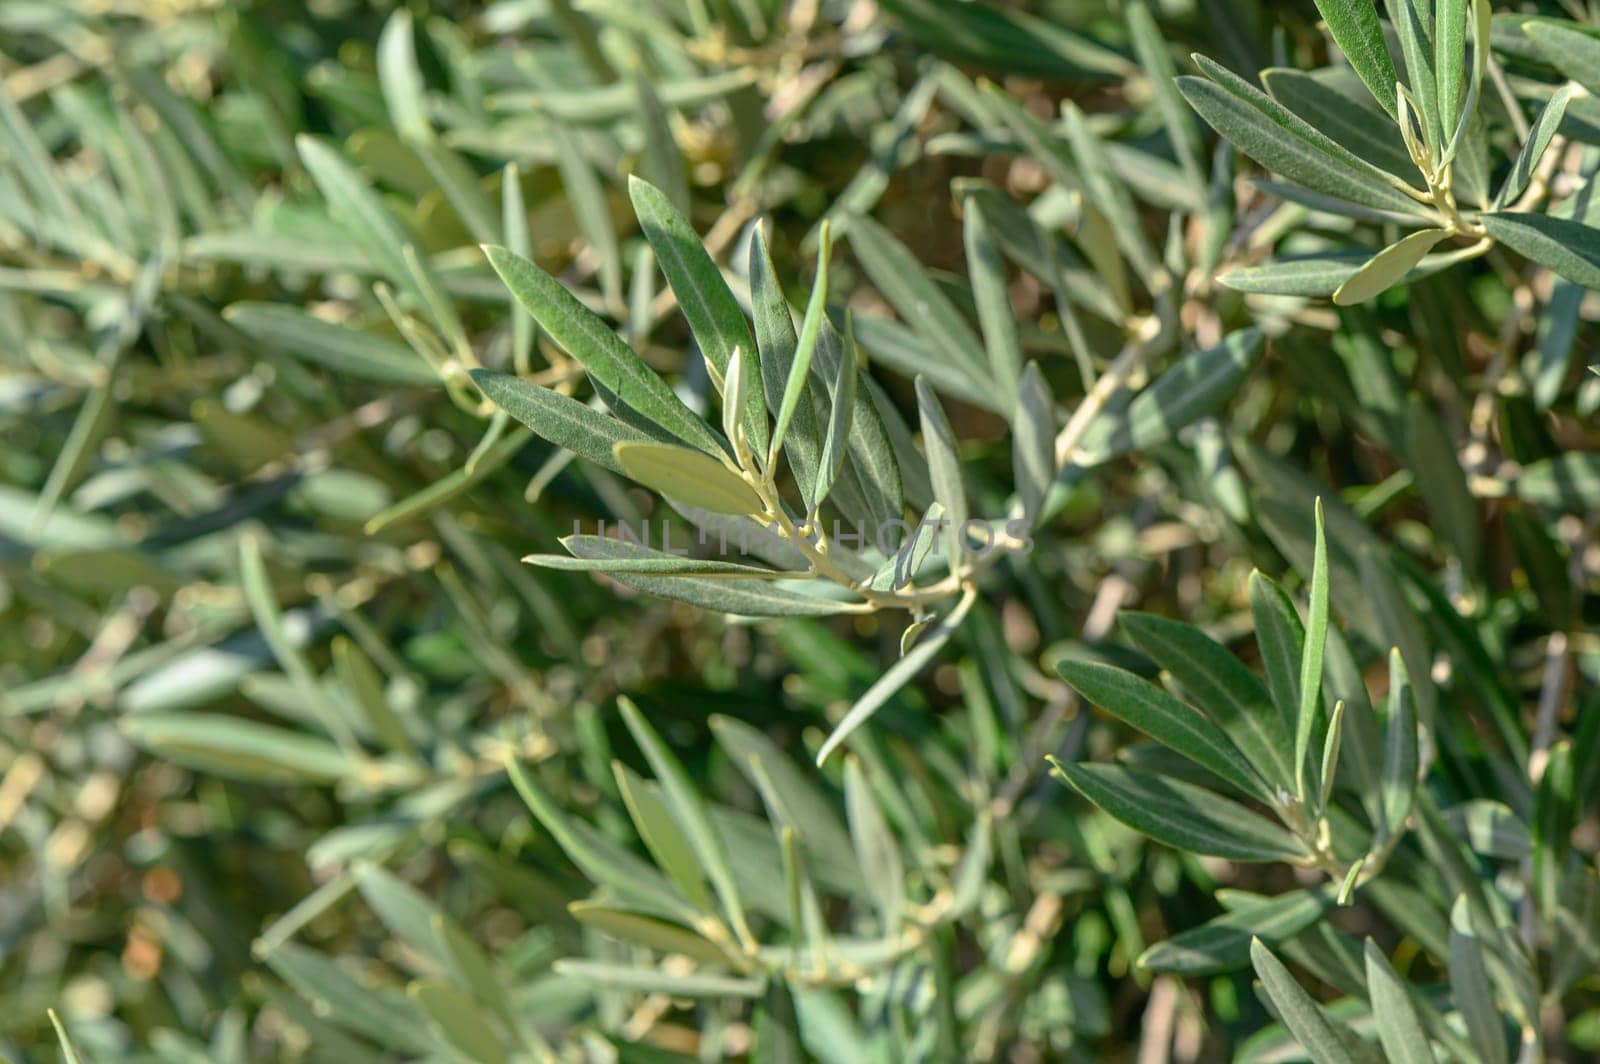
[1250,940,1369,1064]
[613,441,763,516]
[963,199,1023,403]
[1012,362,1055,525]
[1523,20,1600,95]
[409,980,508,1064]
[1363,940,1433,1064]
[1333,228,1451,305]
[569,901,735,967]
[1447,896,1508,1064]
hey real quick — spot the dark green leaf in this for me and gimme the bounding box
[471,371,649,473]
[1120,612,1296,793]
[1250,940,1371,1064]
[1050,761,1307,862]
[1054,658,1271,802]
[1140,889,1329,975]
[1482,212,1600,288]
[482,244,723,456]
[1310,0,1401,117]
[629,176,767,458]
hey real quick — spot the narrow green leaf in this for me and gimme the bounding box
[1311,0,1402,118]
[376,10,430,141]
[809,325,856,513]
[1120,612,1295,794]
[1482,212,1600,288]
[1296,497,1331,799]
[1251,940,1366,1064]
[1178,59,1429,218]
[1523,20,1600,95]
[1127,0,1203,182]
[846,214,992,401]
[750,224,824,506]
[505,749,693,920]
[769,221,829,470]
[471,370,649,473]
[619,697,751,942]
[1515,453,1600,510]
[332,637,414,759]
[260,943,435,1053]
[723,345,752,462]
[1061,101,1157,282]
[1219,251,1372,296]
[1249,571,1305,752]
[1379,648,1419,840]
[239,537,357,753]
[297,135,419,296]
[120,710,356,784]
[816,590,975,766]
[569,901,734,967]
[843,759,904,929]
[963,199,1023,404]
[1446,800,1532,860]
[431,915,526,1049]
[916,377,968,567]
[530,537,786,577]
[552,960,765,998]
[1054,658,1271,803]
[1333,228,1451,305]
[1013,362,1055,526]
[353,863,448,967]
[1447,895,1508,1064]
[409,980,508,1064]
[482,244,723,456]
[709,716,857,867]
[1139,889,1329,975]
[1050,761,1308,862]
[501,69,757,121]
[561,537,858,617]
[1262,69,1414,181]
[225,303,436,385]
[633,78,690,214]
[1435,0,1468,141]
[1363,940,1433,1064]
[549,126,622,311]
[47,1010,87,1064]
[613,763,716,913]
[815,318,903,530]
[628,175,767,456]
[1530,280,1582,410]
[1076,328,1264,465]
[1317,700,1345,814]
[867,501,947,592]
[1387,0,1442,155]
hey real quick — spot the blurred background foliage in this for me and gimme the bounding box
[0,0,1596,1060]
